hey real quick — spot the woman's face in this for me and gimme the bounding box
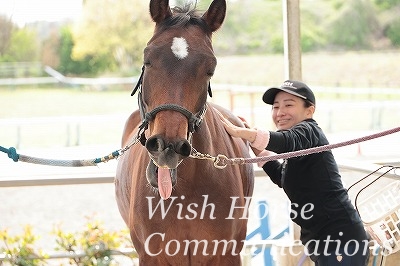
[272,91,315,130]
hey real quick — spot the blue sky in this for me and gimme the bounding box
[0,0,82,25]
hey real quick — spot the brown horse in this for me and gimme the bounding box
[115,0,254,264]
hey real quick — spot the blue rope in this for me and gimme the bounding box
[0,146,19,162]
[92,150,121,164]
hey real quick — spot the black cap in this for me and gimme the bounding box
[262,80,316,105]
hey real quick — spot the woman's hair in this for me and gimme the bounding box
[303,99,315,108]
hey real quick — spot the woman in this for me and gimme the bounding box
[220,80,370,265]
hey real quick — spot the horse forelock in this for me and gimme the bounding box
[156,6,209,33]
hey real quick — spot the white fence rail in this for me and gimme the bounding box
[1,162,398,188]
[1,100,399,150]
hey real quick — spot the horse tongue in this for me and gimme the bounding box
[158,168,172,200]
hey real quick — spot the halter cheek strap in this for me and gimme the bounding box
[131,65,145,96]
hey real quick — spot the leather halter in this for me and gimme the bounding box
[131,66,208,145]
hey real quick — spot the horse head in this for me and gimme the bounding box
[132,0,226,200]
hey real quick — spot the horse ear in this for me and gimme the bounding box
[149,0,172,24]
[202,0,226,32]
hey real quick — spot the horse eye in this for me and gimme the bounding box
[144,61,151,67]
[207,71,214,77]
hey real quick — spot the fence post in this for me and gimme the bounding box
[66,124,71,147]
[16,125,21,149]
[75,123,81,146]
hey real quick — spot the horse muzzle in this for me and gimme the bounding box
[144,135,191,200]
[145,135,192,162]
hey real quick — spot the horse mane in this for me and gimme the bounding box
[157,4,210,33]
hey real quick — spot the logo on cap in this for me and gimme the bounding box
[281,81,299,90]
[282,81,294,87]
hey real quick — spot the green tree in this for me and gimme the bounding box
[0,15,13,58]
[373,0,400,10]
[213,0,282,54]
[324,0,380,49]
[41,29,60,68]
[58,26,110,75]
[0,19,38,62]
[300,1,332,52]
[372,0,400,47]
[72,0,152,74]
[385,18,400,47]
[7,27,39,62]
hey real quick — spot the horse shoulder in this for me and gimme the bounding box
[121,109,141,146]
[209,103,244,127]
[208,103,254,197]
[116,109,142,225]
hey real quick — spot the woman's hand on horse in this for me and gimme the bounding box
[237,116,250,128]
[218,113,257,143]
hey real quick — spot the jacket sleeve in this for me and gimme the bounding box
[262,160,283,188]
[266,120,321,153]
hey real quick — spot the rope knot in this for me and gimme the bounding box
[7,147,19,162]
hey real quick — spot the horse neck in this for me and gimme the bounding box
[191,103,224,154]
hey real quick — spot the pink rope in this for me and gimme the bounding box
[224,126,400,165]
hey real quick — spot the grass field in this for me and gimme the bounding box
[213,50,400,88]
[2,50,400,116]
[0,88,134,148]
[1,51,400,149]
[0,88,134,118]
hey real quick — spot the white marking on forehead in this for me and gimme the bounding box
[171,37,189,59]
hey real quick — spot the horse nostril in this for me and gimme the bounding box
[146,136,191,157]
[145,136,165,152]
[174,140,191,157]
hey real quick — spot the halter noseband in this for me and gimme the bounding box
[131,66,208,145]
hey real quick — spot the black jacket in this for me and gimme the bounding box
[262,119,368,253]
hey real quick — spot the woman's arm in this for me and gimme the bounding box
[219,115,270,150]
[219,115,257,142]
[219,114,283,188]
